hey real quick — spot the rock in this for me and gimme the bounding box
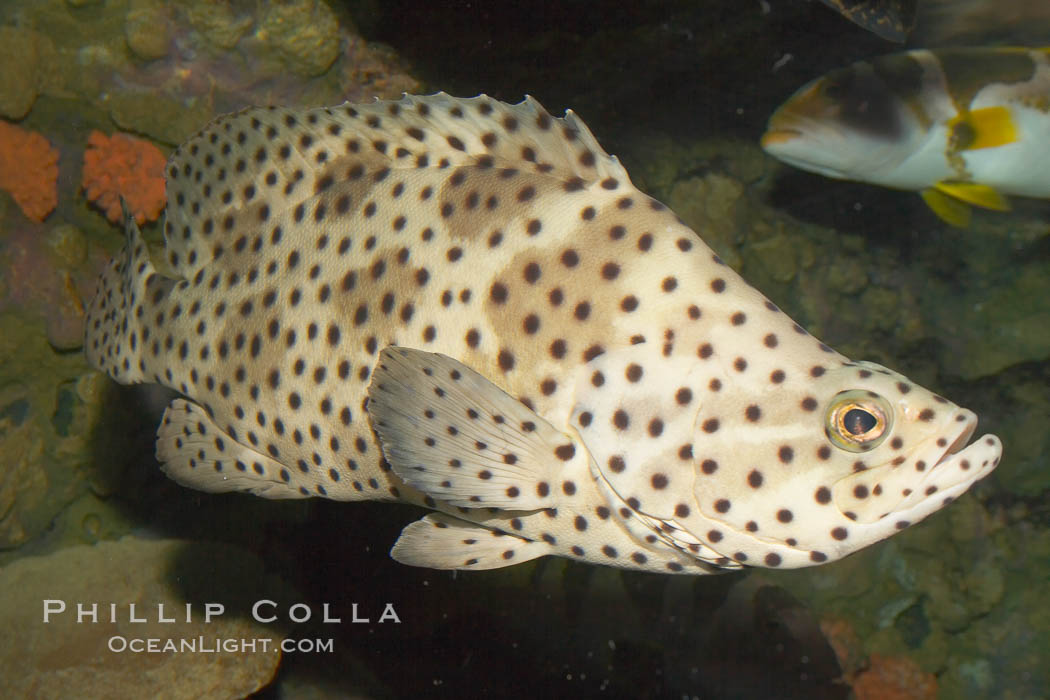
[51,491,138,547]
[0,383,48,547]
[107,90,215,146]
[0,538,288,699]
[43,271,87,351]
[667,173,745,269]
[747,233,799,283]
[858,286,900,333]
[993,379,1050,495]
[0,27,46,119]
[46,225,89,268]
[258,0,342,77]
[0,312,117,548]
[125,0,172,61]
[824,257,869,296]
[338,36,420,104]
[186,0,254,49]
[939,657,995,698]
[0,224,99,352]
[962,564,1004,617]
[851,654,938,700]
[75,0,417,129]
[929,254,1050,380]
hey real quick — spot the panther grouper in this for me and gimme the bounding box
[85,93,1001,574]
[762,47,1050,226]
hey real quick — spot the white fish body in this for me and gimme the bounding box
[762,47,1050,226]
[85,93,1001,574]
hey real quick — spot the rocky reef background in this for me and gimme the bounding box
[0,1,1046,698]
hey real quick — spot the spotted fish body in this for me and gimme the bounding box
[85,94,1001,574]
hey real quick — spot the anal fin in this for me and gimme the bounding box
[369,347,586,509]
[391,513,552,570]
[156,399,306,499]
[921,187,971,227]
[934,181,1010,211]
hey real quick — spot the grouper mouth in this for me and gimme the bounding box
[914,419,1000,497]
[831,410,1002,524]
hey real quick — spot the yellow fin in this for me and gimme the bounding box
[934,181,1011,211]
[921,188,971,227]
[947,106,1018,151]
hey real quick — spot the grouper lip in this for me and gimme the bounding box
[898,429,1001,518]
[830,411,1002,523]
[916,416,999,493]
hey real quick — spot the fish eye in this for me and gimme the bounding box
[825,390,891,452]
[843,408,877,435]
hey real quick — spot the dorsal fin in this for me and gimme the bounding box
[160,93,630,278]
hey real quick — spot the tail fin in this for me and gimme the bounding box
[84,203,170,384]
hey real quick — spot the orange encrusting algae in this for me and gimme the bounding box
[820,619,937,700]
[82,131,167,225]
[852,654,938,700]
[0,121,59,222]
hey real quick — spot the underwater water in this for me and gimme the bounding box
[0,1,1047,698]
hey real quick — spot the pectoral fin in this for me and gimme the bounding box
[948,105,1019,151]
[368,346,586,509]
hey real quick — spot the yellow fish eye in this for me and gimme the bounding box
[825,390,892,452]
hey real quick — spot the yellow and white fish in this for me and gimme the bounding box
[762,47,1050,226]
[85,94,1000,574]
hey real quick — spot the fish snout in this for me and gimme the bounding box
[760,127,802,149]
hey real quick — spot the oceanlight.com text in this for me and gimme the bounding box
[107,636,335,653]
